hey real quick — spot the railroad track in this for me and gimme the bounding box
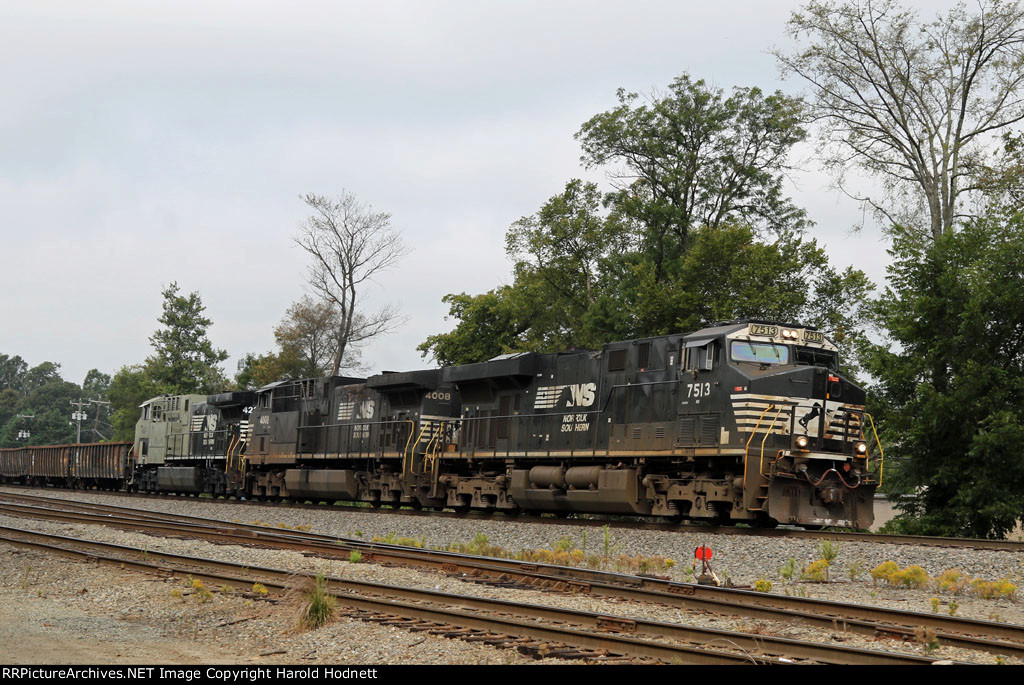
[3,483,1021,552]
[1,490,1020,661]
[0,524,948,665]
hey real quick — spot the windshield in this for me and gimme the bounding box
[731,341,789,365]
[794,346,839,371]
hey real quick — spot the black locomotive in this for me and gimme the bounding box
[1,320,881,528]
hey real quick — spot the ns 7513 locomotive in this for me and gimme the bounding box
[123,320,881,529]
[0,320,882,528]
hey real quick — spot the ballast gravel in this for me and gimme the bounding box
[1,486,1022,665]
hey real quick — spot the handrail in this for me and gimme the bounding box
[424,421,444,467]
[863,412,885,486]
[743,404,775,492]
[400,420,417,475]
[223,432,238,474]
[759,406,786,477]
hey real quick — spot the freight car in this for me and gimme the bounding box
[0,441,133,489]
[0,319,883,529]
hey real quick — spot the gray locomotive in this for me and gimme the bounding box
[122,320,881,528]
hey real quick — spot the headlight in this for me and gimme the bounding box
[796,435,809,449]
[781,328,797,339]
[855,441,868,454]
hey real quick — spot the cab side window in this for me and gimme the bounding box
[685,342,716,372]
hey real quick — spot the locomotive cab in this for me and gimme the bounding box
[701,321,877,528]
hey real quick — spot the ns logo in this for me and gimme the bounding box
[566,383,597,408]
[357,399,375,419]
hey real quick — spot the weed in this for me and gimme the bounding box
[371,531,425,548]
[800,559,829,582]
[914,626,940,653]
[972,578,1017,600]
[818,539,840,567]
[553,535,573,553]
[171,589,183,599]
[778,557,797,582]
[892,565,929,589]
[846,561,865,582]
[935,569,968,594]
[948,600,959,616]
[754,579,773,593]
[870,561,899,586]
[349,550,362,564]
[251,582,268,596]
[442,531,674,575]
[298,573,336,630]
[190,579,213,603]
[929,597,940,613]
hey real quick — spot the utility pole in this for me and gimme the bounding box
[16,413,34,441]
[70,398,88,444]
[88,398,110,441]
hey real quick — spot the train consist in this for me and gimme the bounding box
[0,320,882,528]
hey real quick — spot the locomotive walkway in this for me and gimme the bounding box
[1,490,1021,662]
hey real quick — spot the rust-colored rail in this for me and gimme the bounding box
[0,524,947,665]
[0,490,1019,660]
[3,482,1021,552]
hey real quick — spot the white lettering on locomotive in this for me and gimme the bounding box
[535,383,596,410]
[566,383,596,408]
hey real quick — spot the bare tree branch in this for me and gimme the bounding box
[776,0,1024,240]
[294,190,410,375]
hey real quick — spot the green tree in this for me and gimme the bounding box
[145,282,228,394]
[421,72,870,369]
[234,349,306,390]
[108,364,166,442]
[0,354,28,392]
[274,296,343,378]
[422,223,871,370]
[577,74,807,277]
[82,369,111,399]
[417,289,531,366]
[863,210,1024,538]
[0,361,82,446]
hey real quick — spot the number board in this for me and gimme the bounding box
[802,330,825,344]
[748,324,779,337]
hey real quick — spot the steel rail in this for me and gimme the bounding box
[1,491,1020,659]
[4,483,1023,552]
[0,524,945,665]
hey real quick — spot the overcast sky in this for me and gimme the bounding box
[0,0,961,386]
